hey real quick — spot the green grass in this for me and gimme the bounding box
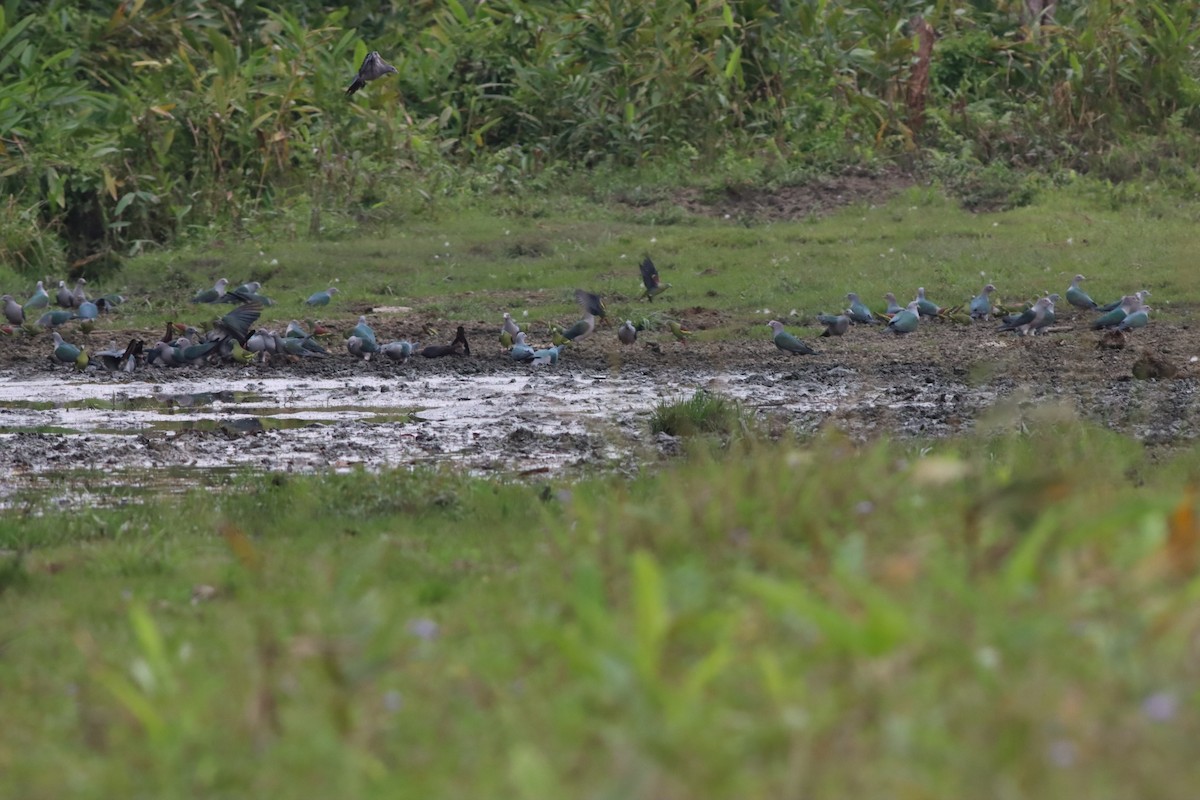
[9,175,1194,342]
[649,390,752,439]
[4,420,1200,797]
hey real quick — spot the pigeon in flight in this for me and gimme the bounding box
[638,256,671,302]
[347,51,398,96]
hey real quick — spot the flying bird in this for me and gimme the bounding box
[638,256,671,302]
[346,51,398,96]
[767,320,817,354]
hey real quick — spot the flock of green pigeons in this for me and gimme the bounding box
[0,248,1153,374]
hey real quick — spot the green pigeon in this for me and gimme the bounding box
[1065,274,1097,310]
[845,292,876,324]
[51,331,83,365]
[884,292,903,315]
[638,256,671,302]
[969,284,996,321]
[305,287,339,306]
[1092,296,1137,330]
[768,320,817,354]
[1115,306,1150,331]
[23,281,49,313]
[562,314,595,342]
[885,301,920,334]
[915,287,942,317]
[191,278,229,304]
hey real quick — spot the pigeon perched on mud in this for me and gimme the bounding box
[191,278,228,304]
[509,331,535,362]
[499,312,521,347]
[884,292,903,315]
[55,281,74,308]
[618,320,637,345]
[346,51,398,96]
[2,294,23,325]
[381,340,415,362]
[885,301,921,334]
[530,345,562,366]
[817,313,850,337]
[1096,290,1148,314]
[845,292,876,324]
[1116,306,1150,332]
[768,320,817,354]
[36,309,76,329]
[51,331,84,365]
[998,295,1056,333]
[638,256,671,302]
[1092,296,1138,330]
[305,287,339,306]
[915,287,943,318]
[1066,274,1097,310]
[24,281,49,312]
[969,284,996,321]
[71,278,88,308]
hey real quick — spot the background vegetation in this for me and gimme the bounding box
[1,0,1197,278]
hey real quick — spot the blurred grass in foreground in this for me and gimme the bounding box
[3,417,1200,797]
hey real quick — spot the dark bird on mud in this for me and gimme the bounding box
[381,340,415,362]
[191,278,229,304]
[768,320,817,354]
[346,51,398,96]
[93,339,143,373]
[817,313,850,337]
[1066,274,1097,310]
[421,325,470,358]
[638,256,671,302]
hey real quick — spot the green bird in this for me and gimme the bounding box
[51,332,83,365]
[638,256,671,302]
[885,301,921,334]
[669,321,691,344]
[1092,296,1137,330]
[915,287,942,318]
[230,340,255,365]
[1065,274,1097,310]
[305,287,339,307]
[23,280,49,312]
[36,309,76,328]
[768,320,816,354]
[1115,306,1150,331]
[191,278,229,304]
[562,314,595,342]
[884,292,903,315]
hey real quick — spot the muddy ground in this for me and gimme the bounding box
[1,307,1197,508]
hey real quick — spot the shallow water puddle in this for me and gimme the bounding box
[0,367,987,507]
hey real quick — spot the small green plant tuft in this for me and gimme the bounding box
[649,390,751,439]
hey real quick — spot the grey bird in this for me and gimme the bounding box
[191,278,229,304]
[1016,297,1053,336]
[2,294,23,325]
[93,339,143,373]
[886,301,921,334]
[915,287,942,317]
[500,312,521,347]
[845,292,876,324]
[884,292,903,315]
[346,51,398,96]
[509,332,535,362]
[305,287,339,306]
[36,309,76,328]
[768,320,817,355]
[617,319,637,345]
[346,335,378,360]
[1065,274,1097,310]
[1115,306,1150,331]
[55,280,74,308]
[71,278,88,308]
[969,284,996,321]
[24,281,49,312]
[381,340,415,362]
[1092,296,1138,330]
[817,313,850,337]
[561,313,596,342]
